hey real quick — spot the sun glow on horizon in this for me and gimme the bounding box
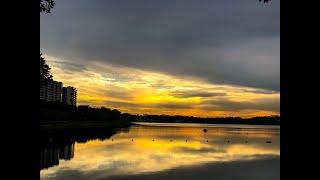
[44,54,279,118]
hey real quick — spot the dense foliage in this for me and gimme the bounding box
[40,0,55,13]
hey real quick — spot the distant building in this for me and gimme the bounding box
[40,148,60,170]
[59,143,75,160]
[40,80,63,102]
[62,86,77,106]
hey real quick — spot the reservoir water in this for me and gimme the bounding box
[40,123,280,180]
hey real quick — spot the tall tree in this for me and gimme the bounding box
[40,0,55,13]
[40,53,53,85]
[40,1,54,85]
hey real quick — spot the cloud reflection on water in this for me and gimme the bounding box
[40,124,279,179]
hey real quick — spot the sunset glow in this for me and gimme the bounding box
[45,55,279,118]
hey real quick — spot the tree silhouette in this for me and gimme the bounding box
[259,0,271,3]
[40,53,53,85]
[40,0,55,13]
[40,1,54,85]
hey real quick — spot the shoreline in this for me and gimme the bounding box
[132,121,280,128]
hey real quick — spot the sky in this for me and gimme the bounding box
[40,0,280,118]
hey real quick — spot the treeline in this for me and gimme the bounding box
[40,101,280,125]
[40,100,135,125]
[134,114,280,125]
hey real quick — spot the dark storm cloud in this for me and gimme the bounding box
[105,90,135,100]
[173,147,225,154]
[99,100,192,110]
[48,60,87,72]
[104,85,136,100]
[149,83,175,90]
[41,0,279,91]
[241,89,278,95]
[152,102,193,109]
[169,90,226,98]
[102,100,139,108]
[201,98,280,112]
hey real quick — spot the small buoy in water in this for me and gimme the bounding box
[266,141,272,143]
[206,140,209,142]
[203,129,208,133]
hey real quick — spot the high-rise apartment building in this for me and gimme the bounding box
[62,86,77,106]
[40,80,63,102]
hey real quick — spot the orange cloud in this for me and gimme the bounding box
[45,55,280,118]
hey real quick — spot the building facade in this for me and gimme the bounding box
[40,80,63,102]
[59,143,75,160]
[62,86,77,106]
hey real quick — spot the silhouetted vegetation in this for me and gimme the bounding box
[259,0,271,3]
[40,100,279,126]
[40,0,55,13]
[40,0,54,83]
[134,114,280,125]
[40,100,132,127]
[40,53,53,86]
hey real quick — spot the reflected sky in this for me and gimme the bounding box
[40,123,279,180]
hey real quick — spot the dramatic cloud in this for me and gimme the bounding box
[41,0,279,91]
[169,90,226,98]
[45,56,279,117]
[241,89,278,95]
[201,97,280,113]
[41,0,279,117]
[173,147,226,154]
[152,102,193,109]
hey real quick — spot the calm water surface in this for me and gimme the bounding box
[40,123,280,180]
